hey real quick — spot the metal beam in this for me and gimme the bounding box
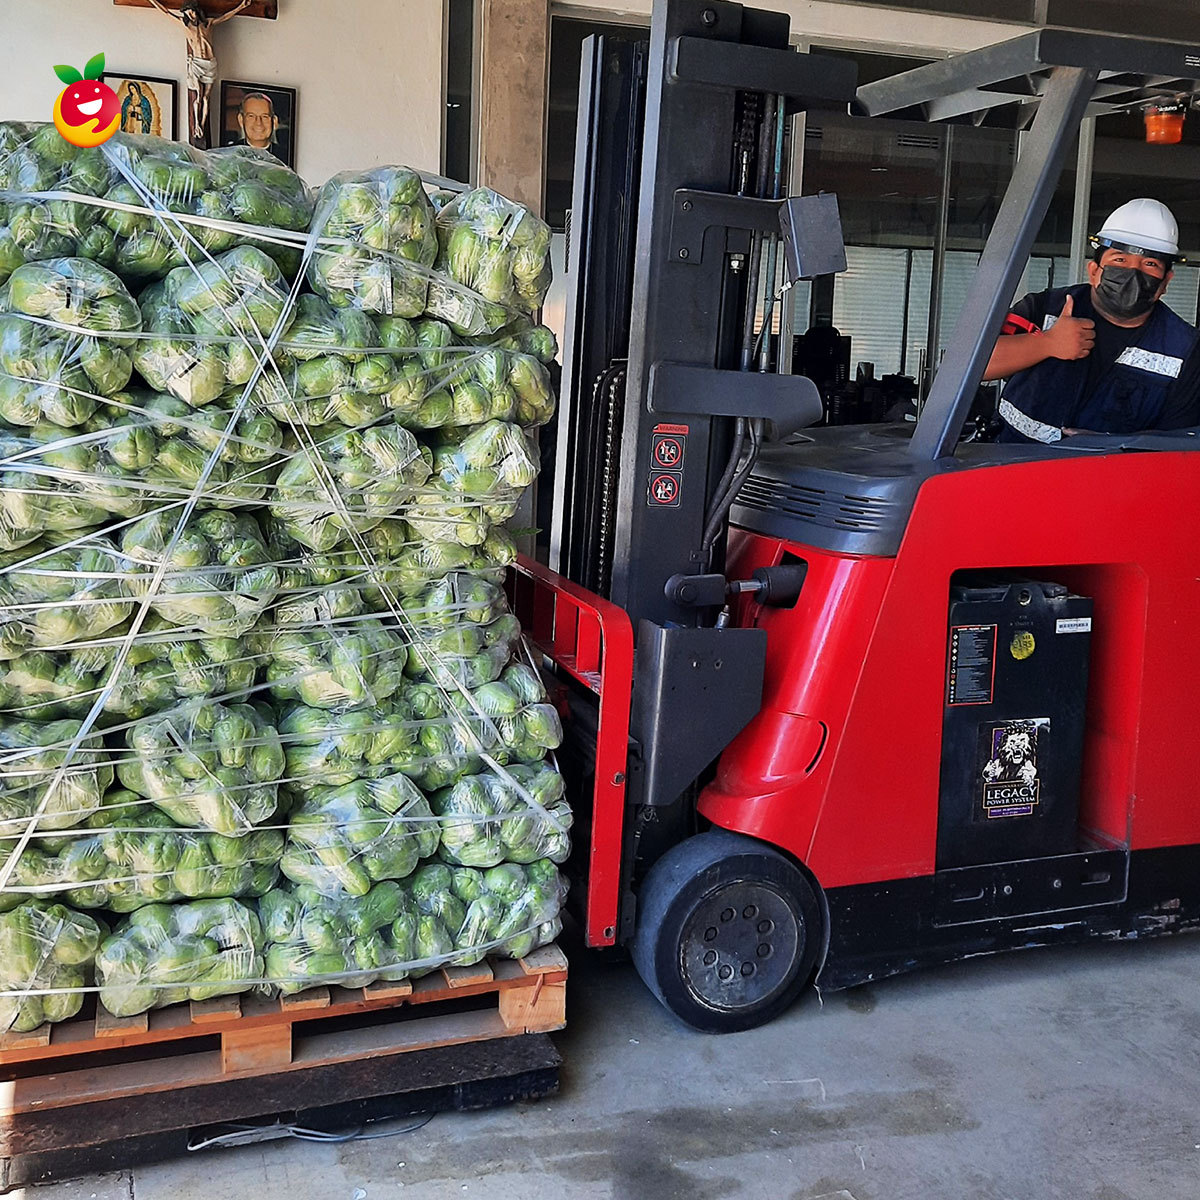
[1068,116,1095,285]
[856,28,1200,123]
[908,64,1098,461]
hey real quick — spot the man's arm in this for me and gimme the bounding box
[982,293,1096,381]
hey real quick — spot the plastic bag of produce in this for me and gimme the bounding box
[444,662,564,764]
[307,166,438,316]
[432,762,570,868]
[117,699,284,835]
[0,615,255,723]
[432,187,553,322]
[135,245,295,407]
[0,122,119,277]
[253,616,407,710]
[401,580,523,694]
[0,635,108,720]
[119,508,281,636]
[100,616,258,718]
[0,256,141,428]
[260,879,418,992]
[95,896,264,1016]
[249,292,397,428]
[0,716,112,833]
[404,421,539,546]
[269,421,432,551]
[0,789,283,912]
[280,773,438,896]
[0,900,105,1030]
[368,521,516,598]
[380,324,556,432]
[279,698,421,788]
[406,858,566,969]
[0,534,130,660]
[397,571,521,693]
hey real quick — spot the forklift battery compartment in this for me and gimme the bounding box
[937,579,1093,870]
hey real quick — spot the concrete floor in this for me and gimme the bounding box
[25,933,1200,1200]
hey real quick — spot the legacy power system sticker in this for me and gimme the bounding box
[980,718,1050,819]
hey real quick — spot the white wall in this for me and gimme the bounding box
[0,0,446,186]
[562,0,1034,53]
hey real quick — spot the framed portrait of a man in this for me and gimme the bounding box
[103,73,178,140]
[217,81,296,168]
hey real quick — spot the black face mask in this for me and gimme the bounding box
[1094,265,1162,320]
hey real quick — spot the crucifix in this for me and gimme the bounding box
[116,0,277,148]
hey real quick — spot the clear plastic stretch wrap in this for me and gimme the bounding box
[0,122,568,1027]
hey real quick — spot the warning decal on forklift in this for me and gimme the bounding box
[648,472,682,507]
[979,719,1050,819]
[947,624,998,706]
[651,424,688,472]
[652,434,685,469]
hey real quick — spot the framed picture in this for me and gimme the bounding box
[103,72,178,140]
[217,81,297,168]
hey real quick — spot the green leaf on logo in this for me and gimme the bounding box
[83,53,105,80]
[53,64,83,85]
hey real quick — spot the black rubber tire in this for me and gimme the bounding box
[631,830,824,1033]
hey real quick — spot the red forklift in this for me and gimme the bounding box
[508,0,1200,1031]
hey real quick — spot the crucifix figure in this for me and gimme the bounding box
[144,0,251,148]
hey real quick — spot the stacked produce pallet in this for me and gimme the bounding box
[0,122,570,1175]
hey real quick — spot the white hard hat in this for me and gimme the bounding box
[1093,198,1180,258]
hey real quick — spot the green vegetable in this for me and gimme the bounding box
[402,858,566,971]
[0,790,282,912]
[95,897,263,1017]
[281,773,438,897]
[118,700,284,835]
[0,536,130,660]
[0,900,105,1030]
[258,880,417,993]
[431,764,570,868]
[270,423,432,551]
[254,617,407,711]
[307,167,438,315]
[279,699,420,788]
[120,509,281,635]
[0,257,140,427]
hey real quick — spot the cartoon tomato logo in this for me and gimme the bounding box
[52,53,120,148]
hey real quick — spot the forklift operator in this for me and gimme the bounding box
[983,199,1200,443]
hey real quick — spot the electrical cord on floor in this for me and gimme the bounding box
[187,1111,435,1152]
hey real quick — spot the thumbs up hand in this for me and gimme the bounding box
[1046,293,1095,361]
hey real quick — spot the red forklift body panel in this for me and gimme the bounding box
[699,449,1200,887]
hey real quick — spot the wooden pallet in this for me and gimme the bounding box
[0,943,567,1126]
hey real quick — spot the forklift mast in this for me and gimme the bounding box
[548,2,857,884]
[551,0,856,623]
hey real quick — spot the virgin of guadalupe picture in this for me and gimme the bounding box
[104,74,178,139]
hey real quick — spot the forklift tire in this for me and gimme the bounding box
[631,830,824,1033]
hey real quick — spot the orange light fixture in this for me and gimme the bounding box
[1145,104,1186,145]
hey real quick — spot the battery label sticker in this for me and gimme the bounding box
[979,718,1050,819]
[1056,617,1092,634]
[1009,630,1036,661]
[947,624,998,706]
[648,471,682,507]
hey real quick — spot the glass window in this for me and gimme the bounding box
[444,0,476,184]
